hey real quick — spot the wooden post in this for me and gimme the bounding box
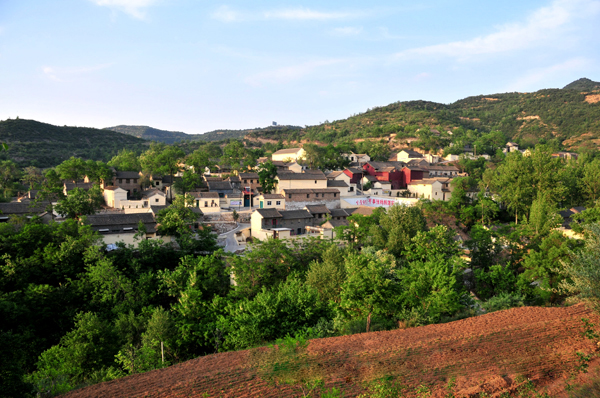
[161,341,164,364]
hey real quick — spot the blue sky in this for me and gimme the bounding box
[0,0,599,134]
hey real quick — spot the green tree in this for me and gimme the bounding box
[34,169,65,219]
[140,143,185,201]
[0,160,20,199]
[56,157,86,184]
[221,141,246,171]
[580,158,600,206]
[55,185,104,219]
[257,161,278,194]
[370,205,427,258]
[173,169,201,196]
[84,160,113,185]
[186,148,215,175]
[108,149,141,172]
[340,249,400,332]
[306,246,347,303]
[21,166,44,190]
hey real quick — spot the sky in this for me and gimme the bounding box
[0,0,599,135]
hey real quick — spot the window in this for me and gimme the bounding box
[288,194,292,199]
[244,179,247,183]
[126,179,130,183]
[307,194,310,198]
[333,193,337,197]
[250,180,253,183]
[119,179,123,184]
[349,187,354,192]
[314,180,317,184]
[134,179,138,183]
[267,201,272,205]
[204,201,208,207]
[155,181,160,186]
[276,201,281,205]
[155,198,159,202]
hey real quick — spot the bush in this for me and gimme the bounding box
[482,292,525,313]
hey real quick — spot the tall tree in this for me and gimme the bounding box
[56,157,86,185]
[140,143,185,202]
[21,166,44,190]
[257,161,278,194]
[108,149,142,172]
[55,186,104,219]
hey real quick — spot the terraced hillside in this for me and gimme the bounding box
[64,304,600,398]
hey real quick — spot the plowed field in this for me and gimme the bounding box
[64,304,600,397]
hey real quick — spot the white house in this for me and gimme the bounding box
[272,147,307,162]
[103,186,128,208]
[407,178,453,201]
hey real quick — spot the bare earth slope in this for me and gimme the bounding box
[64,304,600,398]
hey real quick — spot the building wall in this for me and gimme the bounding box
[257,197,285,209]
[112,177,141,194]
[275,178,327,193]
[104,189,127,208]
[194,198,221,213]
[272,148,306,162]
[98,232,172,247]
[285,199,340,210]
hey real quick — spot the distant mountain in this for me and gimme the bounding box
[0,119,147,168]
[247,78,600,152]
[563,78,600,92]
[105,124,303,144]
[104,125,190,144]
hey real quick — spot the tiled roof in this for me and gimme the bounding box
[207,181,234,191]
[141,188,165,198]
[189,191,220,199]
[347,206,376,216]
[0,202,45,216]
[255,208,283,218]
[305,205,331,214]
[115,171,140,179]
[330,208,350,217]
[327,180,349,188]
[282,188,340,194]
[239,172,259,179]
[280,210,313,220]
[322,219,349,228]
[259,194,285,199]
[277,171,326,180]
[103,185,127,191]
[327,171,344,179]
[85,213,157,234]
[64,182,95,191]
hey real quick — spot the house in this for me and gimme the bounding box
[207,181,237,198]
[343,152,371,164]
[327,180,355,196]
[274,171,327,194]
[286,162,306,173]
[407,178,453,201]
[111,171,142,195]
[250,208,315,240]
[223,192,244,209]
[256,194,285,209]
[63,182,95,196]
[239,172,261,191]
[396,150,424,162]
[281,188,341,210]
[84,213,161,246]
[426,165,460,177]
[118,189,167,213]
[188,192,221,213]
[305,204,330,221]
[0,202,46,222]
[505,142,520,153]
[401,165,427,187]
[552,152,579,160]
[103,186,128,208]
[362,161,406,189]
[271,147,306,162]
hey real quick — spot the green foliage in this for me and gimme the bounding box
[482,292,525,313]
[55,185,104,219]
[306,246,347,303]
[219,278,331,350]
[108,149,142,171]
[370,205,427,258]
[257,160,278,194]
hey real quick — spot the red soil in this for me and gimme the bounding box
[64,304,600,397]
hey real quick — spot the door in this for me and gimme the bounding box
[260,201,263,209]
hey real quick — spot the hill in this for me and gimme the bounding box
[64,304,600,398]
[563,77,600,91]
[0,118,148,168]
[246,78,600,152]
[105,125,303,144]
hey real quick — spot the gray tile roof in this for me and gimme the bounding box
[255,208,283,218]
[115,171,141,179]
[277,171,326,180]
[260,194,285,199]
[207,181,234,191]
[330,208,350,217]
[85,213,157,234]
[327,180,349,188]
[141,188,165,198]
[0,202,45,216]
[280,209,313,220]
[273,147,303,155]
[305,205,331,214]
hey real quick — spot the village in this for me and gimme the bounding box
[0,140,582,253]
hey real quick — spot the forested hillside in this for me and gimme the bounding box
[0,119,148,168]
[105,124,303,144]
[246,78,600,152]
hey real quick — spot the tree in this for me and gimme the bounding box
[257,161,278,194]
[306,246,347,303]
[140,143,185,202]
[172,169,201,196]
[561,223,600,313]
[398,226,465,321]
[155,195,199,238]
[56,157,86,184]
[340,249,400,332]
[84,160,113,185]
[0,160,20,199]
[580,158,600,206]
[21,166,44,190]
[55,185,104,219]
[221,141,246,171]
[108,149,141,172]
[34,169,65,219]
[370,204,427,258]
[186,149,215,175]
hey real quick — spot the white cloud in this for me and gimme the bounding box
[211,6,358,22]
[245,59,343,87]
[395,0,600,61]
[331,26,363,36]
[42,63,114,82]
[211,5,243,22]
[505,57,590,91]
[90,0,159,19]
[263,8,354,21]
